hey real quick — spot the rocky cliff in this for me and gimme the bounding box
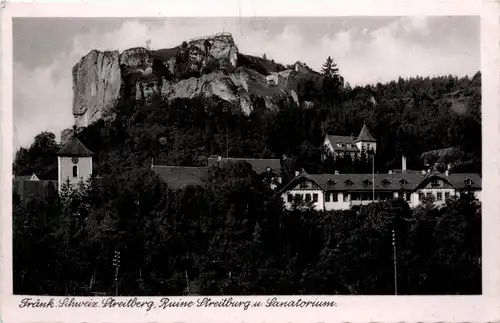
[69,33,322,133]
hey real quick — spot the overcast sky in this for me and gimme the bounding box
[13,16,479,150]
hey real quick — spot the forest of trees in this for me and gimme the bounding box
[13,163,481,295]
[12,57,482,295]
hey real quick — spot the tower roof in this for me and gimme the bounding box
[355,123,376,142]
[57,136,93,157]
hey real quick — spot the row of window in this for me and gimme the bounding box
[419,191,452,201]
[326,192,341,202]
[286,191,412,203]
[287,193,318,203]
[336,152,358,159]
[334,151,375,159]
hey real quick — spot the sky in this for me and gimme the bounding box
[13,16,480,151]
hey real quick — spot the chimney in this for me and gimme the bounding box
[445,164,451,176]
[217,155,222,162]
[335,170,339,175]
[389,170,394,174]
[295,170,300,177]
[402,155,407,173]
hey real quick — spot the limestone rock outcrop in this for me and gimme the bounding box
[70,32,322,130]
[72,50,122,127]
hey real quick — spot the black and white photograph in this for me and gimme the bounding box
[9,15,484,297]
[3,0,500,320]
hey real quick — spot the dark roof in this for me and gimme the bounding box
[57,137,93,157]
[325,135,360,152]
[152,166,209,190]
[14,175,36,181]
[416,172,482,190]
[12,180,57,200]
[307,173,426,191]
[448,173,482,189]
[207,157,281,174]
[281,170,481,193]
[355,124,376,142]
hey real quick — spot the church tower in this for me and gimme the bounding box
[355,123,377,154]
[57,130,93,193]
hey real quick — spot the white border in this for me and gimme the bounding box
[1,0,500,322]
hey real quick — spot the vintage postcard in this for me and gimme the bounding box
[1,0,500,322]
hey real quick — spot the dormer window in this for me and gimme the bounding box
[327,179,336,186]
[381,178,391,186]
[266,167,271,172]
[337,142,343,148]
[346,143,352,148]
[345,179,354,186]
[399,179,408,186]
[363,179,372,186]
[464,178,473,187]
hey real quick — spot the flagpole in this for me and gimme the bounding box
[185,270,190,294]
[226,122,229,158]
[372,152,375,201]
[392,229,398,295]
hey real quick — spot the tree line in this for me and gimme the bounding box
[13,162,481,295]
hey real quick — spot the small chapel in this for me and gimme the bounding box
[12,132,94,199]
[56,133,94,193]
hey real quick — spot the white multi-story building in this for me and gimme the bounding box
[323,123,377,159]
[280,168,481,211]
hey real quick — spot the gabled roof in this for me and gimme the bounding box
[281,171,425,192]
[57,137,93,157]
[207,157,281,174]
[325,135,360,152]
[152,166,209,190]
[307,173,426,191]
[355,123,376,142]
[414,171,454,190]
[417,172,482,190]
[281,170,481,193]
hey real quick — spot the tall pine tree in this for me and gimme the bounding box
[321,56,340,79]
[321,56,342,103]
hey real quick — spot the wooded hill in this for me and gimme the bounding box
[14,65,481,180]
[12,57,482,296]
